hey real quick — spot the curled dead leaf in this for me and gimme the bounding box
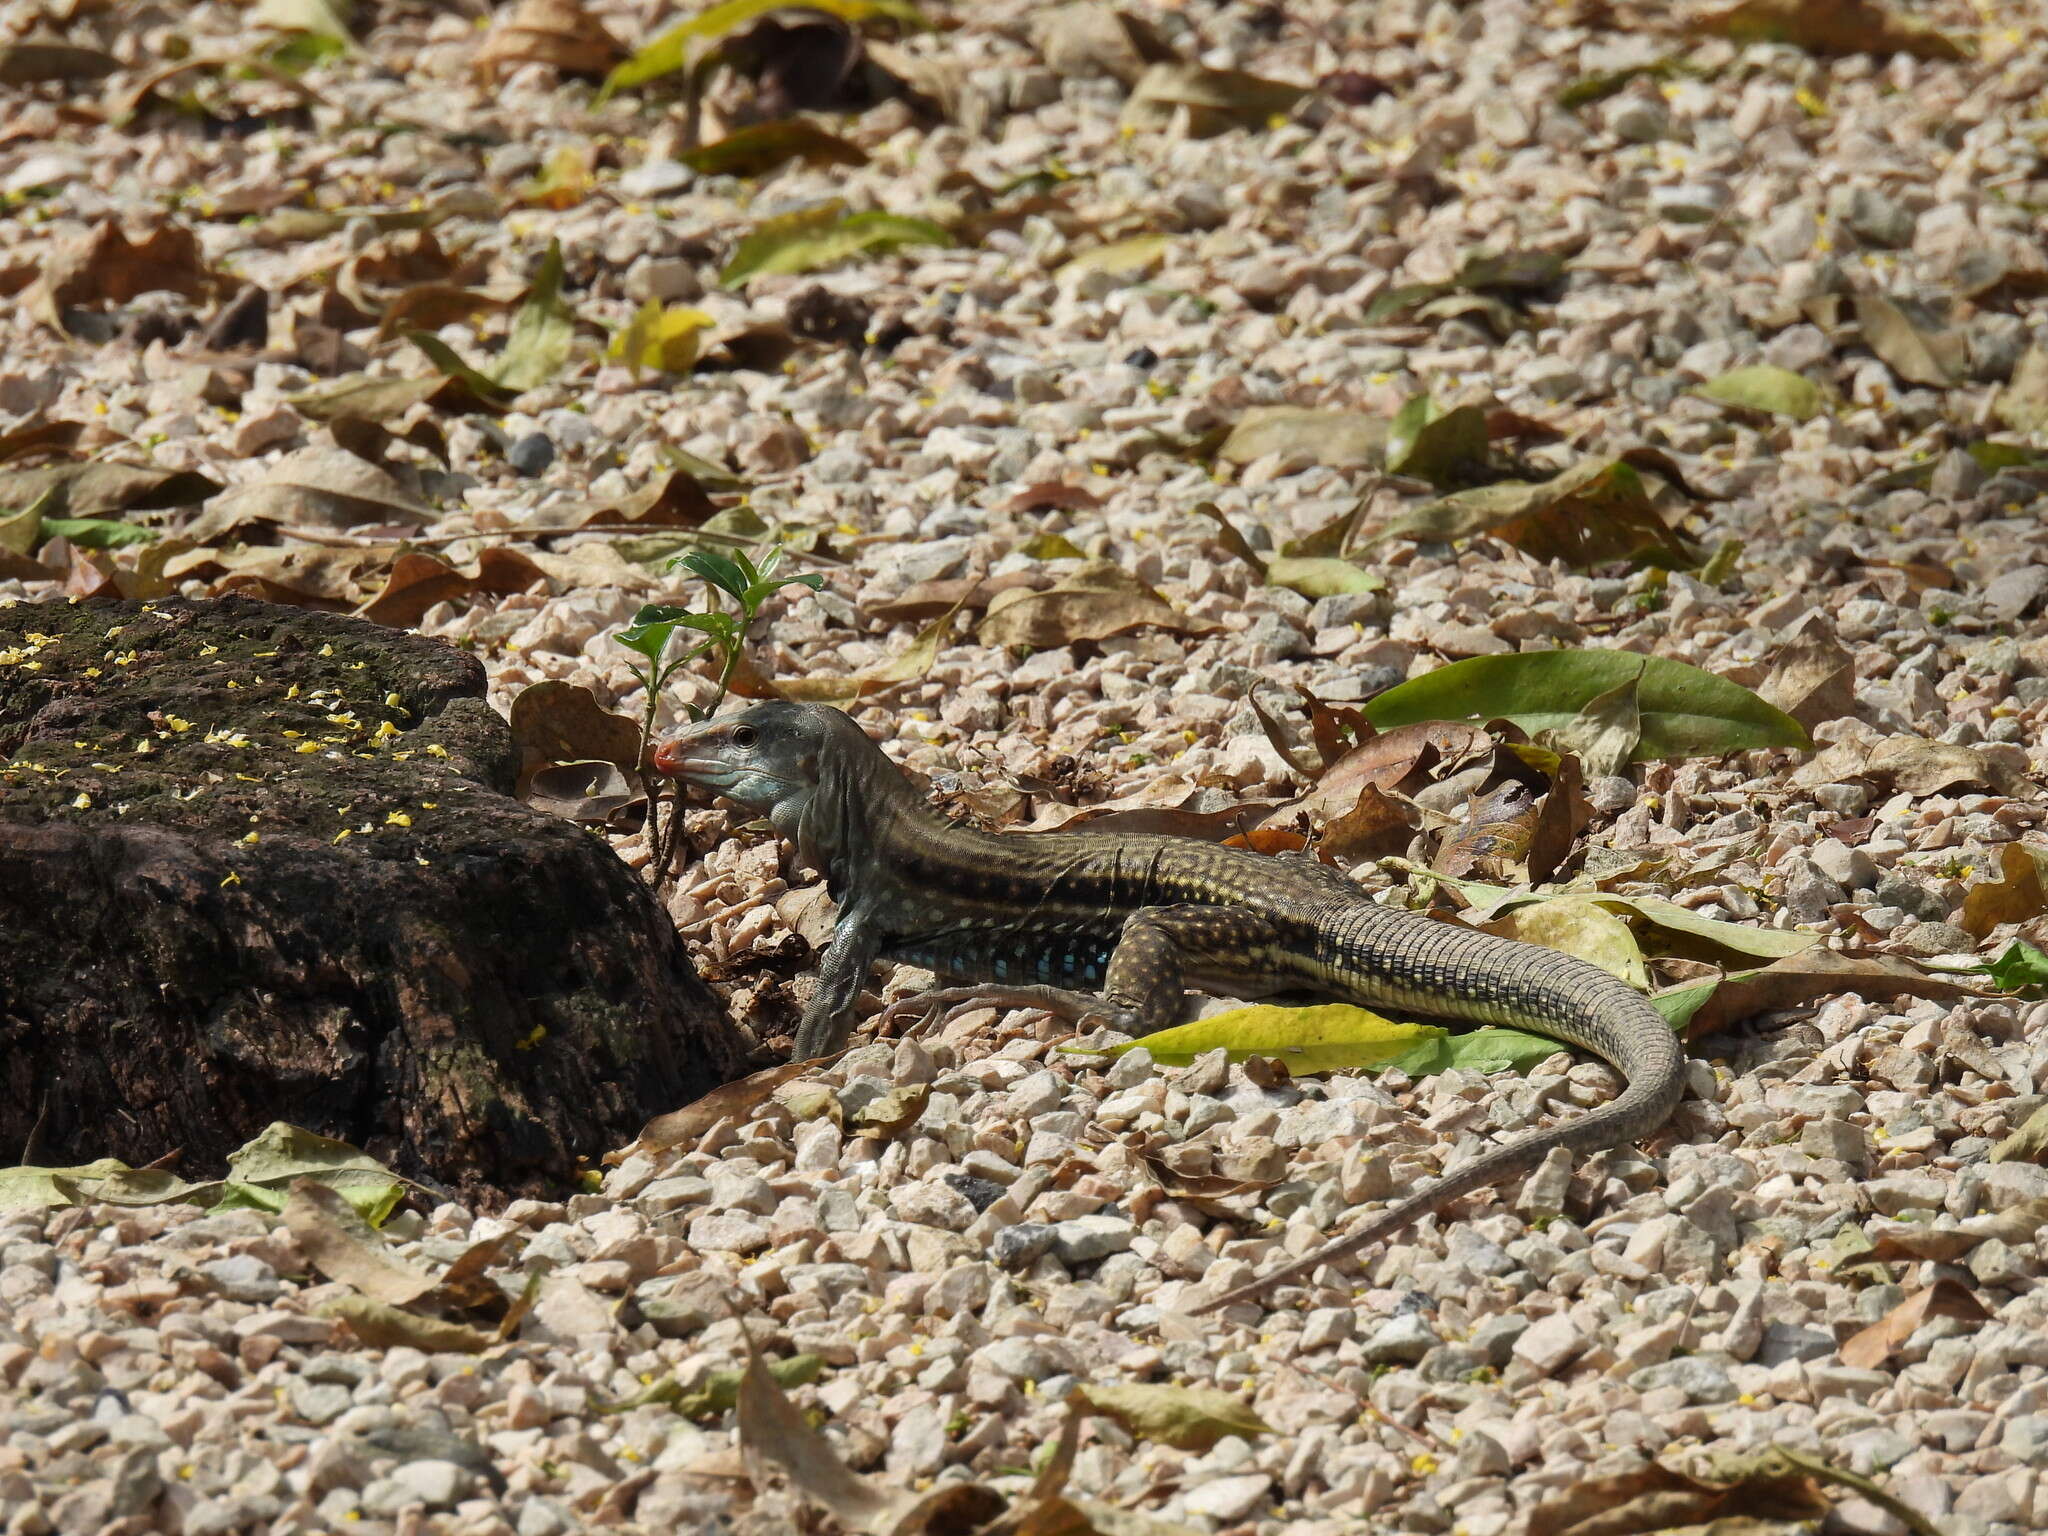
[356,546,549,629]
[507,680,644,790]
[1960,842,2048,939]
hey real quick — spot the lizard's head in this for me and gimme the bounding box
[653,702,894,864]
[652,701,825,822]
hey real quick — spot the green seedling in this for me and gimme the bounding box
[615,543,821,882]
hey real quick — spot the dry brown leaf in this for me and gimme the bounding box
[356,546,548,628]
[1524,749,1590,887]
[1217,407,1386,469]
[1688,0,1967,62]
[427,1231,520,1314]
[0,461,219,518]
[1679,951,1977,1038]
[1434,779,1540,881]
[526,761,644,829]
[620,1061,813,1160]
[374,284,517,340]
[736,1340,902,1532]
[867,574,1032,626]
[1989,1104,2048,1167]
[1853,294,1964,388]
[283,1179,438,1306]
[0,38,119,83]
[475,0,626,80]
[1839,1278,1988,1371]
[28,218,216,331]
[1535,665,1642,779]
[323,1295,497,1354]
[0,419,83,467]
[507,680,644,788]
[1960,841,2048,938]
[1976,1196,2048,1245]
[1369,456,1692,567]
[1865,735,1992,797]
[774,610,957,705]
[1315,782,1418,865]
[187,447,434,540]
[198,543,391,611]
[1005,482,1106,513]
[1028,5,1178,87]
[336,230,474,318]
[851,1084,928,1137]
[1760,633,1858,731]
[1526,1457,1830,1536]
[980,568,1216,651]
[1120,61,1308,137]
[330,415,451,469]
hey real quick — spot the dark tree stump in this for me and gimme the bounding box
[0,595,746,1203]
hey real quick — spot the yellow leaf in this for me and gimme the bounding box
[608,300,713,376]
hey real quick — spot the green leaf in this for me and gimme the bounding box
[1263,556,1383,599]
[1697,365,1824,421]
[1019,532,1088,560]
[215,1122,405,1227]
[597,0,915,102]
[1055,234,1174,283]
[1982,940,2048,992]
[0,1159,147,1213]
[1435,1027,1575,1074]
[720,201,953,287]
[746,571,825,607]
[496,238,575,392]
[404,331,517,406]
[680,120,869,177]
[1083,1004,1564,1080]
[40,515,159,549]
[617,603,693,662]
[1360,650,1810,761]
[675,548,754,602]
[1558,60,1676,109]
[1072,1384,1271,1452]
[1650,974,1745,1031]
[1385,397,1489,488]
[1603,894,1819,960]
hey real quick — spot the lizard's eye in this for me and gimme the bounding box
[730,724,759,749]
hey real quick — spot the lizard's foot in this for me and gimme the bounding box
[881,984,1132,1034]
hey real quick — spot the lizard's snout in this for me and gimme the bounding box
[650,735,706,777]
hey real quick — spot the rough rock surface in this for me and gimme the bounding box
[0,596,744,1200]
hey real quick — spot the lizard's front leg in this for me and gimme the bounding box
[790,906,883,1060]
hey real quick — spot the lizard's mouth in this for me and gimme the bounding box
[650,738,802,805]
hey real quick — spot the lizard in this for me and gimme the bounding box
[651,700,1686,1314]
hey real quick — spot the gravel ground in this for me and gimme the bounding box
[6,0,2048,1532]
